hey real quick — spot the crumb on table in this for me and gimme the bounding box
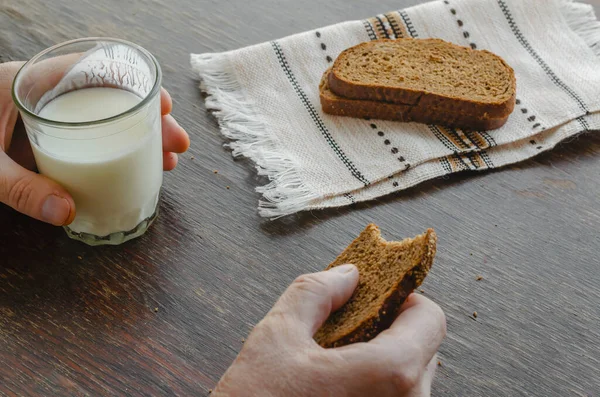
[476,275,484,281]
[473,311,478,318]
[154,307,159,312]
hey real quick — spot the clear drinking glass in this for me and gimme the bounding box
[12,38,163,246]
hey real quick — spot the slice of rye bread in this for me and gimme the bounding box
[313,224,437,348]
[328,38,516,120]
[320,69,509,130]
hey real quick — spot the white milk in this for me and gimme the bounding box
[33,87,163,237]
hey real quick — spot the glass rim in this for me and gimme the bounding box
[11,37,162,128]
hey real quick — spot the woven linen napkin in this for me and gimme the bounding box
[191,0,600,218]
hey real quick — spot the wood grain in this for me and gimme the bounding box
[1,1,600,396]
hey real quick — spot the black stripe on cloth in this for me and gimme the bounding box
[480,131,497,147]
[363,20,378,41]
[383,13,402,39]
[463,130,482,149]
[467,152,485,170]
[375,15,391,39]
[344,193,356,204]
[447,128,472,150]
[453,154,471,171]
[440,157,453,173]
[271,41,370,186]
[399,10,418,38]
[480,151,494,169]
[462,130,495,168]
[577,116,590,131]
[428,125,460,152]
[497,0,589,114]
[465,152,480,169]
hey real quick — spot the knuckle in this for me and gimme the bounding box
[290,273,332,313]
[7,175,36,212]
[258,309,297,341]
[390,362,421,391]
[263,308,290,328]
[292,273,329,297]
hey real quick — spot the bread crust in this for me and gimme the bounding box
[320,70,509,130]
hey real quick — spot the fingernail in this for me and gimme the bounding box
[330,264,356,274]
[41,195,71,226]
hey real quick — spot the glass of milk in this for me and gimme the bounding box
[12,38,163,246]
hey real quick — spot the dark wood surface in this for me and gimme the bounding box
[2,1,600,396]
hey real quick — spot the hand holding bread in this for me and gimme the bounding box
[212,226,445,397]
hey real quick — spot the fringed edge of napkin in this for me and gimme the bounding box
[191,53,321,218]
[563,0,600,57]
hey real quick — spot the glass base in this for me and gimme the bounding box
[63,206,159,246]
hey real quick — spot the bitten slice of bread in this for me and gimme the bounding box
[313,224,437,348]
[328,38,516,122]
[320,69,509,130]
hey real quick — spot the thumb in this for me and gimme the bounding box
[0,151,75,226]
[268,264,359,337]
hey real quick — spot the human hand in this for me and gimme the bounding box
[0,61,190,226]
[213,264,446,397]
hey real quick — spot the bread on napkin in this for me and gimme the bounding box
[321,38,516,130]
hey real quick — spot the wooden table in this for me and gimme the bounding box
[2,0,600,395]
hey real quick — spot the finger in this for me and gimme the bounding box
[373,294,446,369]
[265,264,359,337]
[163,152,178,171]
[332,295,444,392]
[0,61,24,90]
[6,119,36,171]
[161,114,190,153]
[1,62,25,150]
[0,152,75,226]
[160,87,172,115]
[420,355,438,395]
[401,355,438,397]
